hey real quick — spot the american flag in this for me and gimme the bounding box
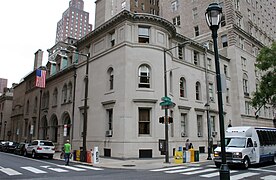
[35,69,46,88]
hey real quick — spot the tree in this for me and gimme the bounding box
[251,42,276,110]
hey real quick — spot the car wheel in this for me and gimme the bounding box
[273,155,276,164]
[243,157,250,169]
[32,151,37,159]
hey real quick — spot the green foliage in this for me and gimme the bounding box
[251,42,276,109]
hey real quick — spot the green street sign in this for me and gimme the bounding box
[160,101,173,107]
[161,96,171,102]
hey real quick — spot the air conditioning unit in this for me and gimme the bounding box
[212,131,217,137]
[197,132,202,137]
[210,97,214,102]
[105,130,113,137]
[181,132,186,137]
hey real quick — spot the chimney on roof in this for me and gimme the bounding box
[34,49,43,70]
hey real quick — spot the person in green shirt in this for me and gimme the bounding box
[64,140,71,165]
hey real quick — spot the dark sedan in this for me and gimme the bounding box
[14,142,29,156]
[2,141,19,153]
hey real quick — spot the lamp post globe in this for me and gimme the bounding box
[205,3,230,180]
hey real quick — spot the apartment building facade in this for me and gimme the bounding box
[160,0,275,127]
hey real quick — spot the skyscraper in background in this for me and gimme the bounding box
[0,78,8,95]
[55,0,92,43]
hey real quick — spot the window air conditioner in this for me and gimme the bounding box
[210,97,214,101]
[197,132,202,137]
[181,132,186,137]
[105,130,113,137]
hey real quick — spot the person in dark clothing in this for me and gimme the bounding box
[189,143,193,149]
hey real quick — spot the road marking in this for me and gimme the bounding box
[166,167,201,174]
[251,168,276,173]
[74,165,104,171]
[182,168,217,175]
[231,172,260,180]
[150,166,186,172]
[261,175,276,180]
[0,168,22,176]
[200,170,238,178]
[48,168,69,172]
[58,165,86,171]
[21,167,47,174]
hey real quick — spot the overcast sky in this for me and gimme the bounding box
[0,0,95,87]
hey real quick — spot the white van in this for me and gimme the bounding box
[213,126,276,169]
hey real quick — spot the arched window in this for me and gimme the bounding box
[138,64,150,88]
[52,88,58,106]
[108,67,114,90]
[243,73,249,95]
[62,84,67,103]
[180,77,186,97]
[195,81,201,100]
[68,82,72,102]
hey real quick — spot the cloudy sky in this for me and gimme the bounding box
[0,0,95,87]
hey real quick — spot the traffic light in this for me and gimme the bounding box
[168,117,173,124]
[159,116,165,124]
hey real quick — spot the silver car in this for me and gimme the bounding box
[25,140,55,159]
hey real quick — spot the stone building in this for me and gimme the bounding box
[68,10,231,158]
[0,87,13,141]
[160,0,275,127]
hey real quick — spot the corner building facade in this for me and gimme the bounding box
[70,10,232,158]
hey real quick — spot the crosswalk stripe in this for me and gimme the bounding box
[182,168,217,175]
[165,167,201,174]
[150,166,186,172]
[58,165,86,171]
[74,165,103,171]
[200,170,238,178]
[21,167,47,174]
[48,168,69,172]
[0,168,22,176]
[231,172,260,180]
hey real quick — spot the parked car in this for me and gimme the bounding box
[14,142,29,156]
[0,141,7,151]
[25,140,55,159]
[2,141,19,153]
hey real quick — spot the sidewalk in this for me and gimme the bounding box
[54,152,214,170]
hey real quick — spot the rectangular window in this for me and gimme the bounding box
[197,115,203,137]
[194,26,199,36]
[239,36,244,49]
[241,57,246,69]
[193,51,199,65]
[192,7,198,20]
[224,65,228,76]
[107,109,113,130]
[209,83,214,102]
[207,58,212,70]
[226,88,230,103]
[221,35,228,47]
[181,113,188,137]
[210,116,216,132]
[235,0,240,10]
[139,108,150,135]
[110,31,115,47]
[138,27,150,43]
[173,16,181,26]
[171,1,178,12]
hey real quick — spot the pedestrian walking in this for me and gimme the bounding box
[185,139,190,150]
[189,142,193,149]
[64,140,71,166]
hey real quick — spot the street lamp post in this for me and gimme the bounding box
[163,41,190,163]
[205,3,230,180]
[61,48,90,162]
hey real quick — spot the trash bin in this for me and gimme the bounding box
[174,150,183,164]
[184,150,190,163]
[76,150,80,161]
[194,150,199,162]
[86,150,92,163]
[189,148,195,162]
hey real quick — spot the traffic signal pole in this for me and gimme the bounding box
[163,49,169,163]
